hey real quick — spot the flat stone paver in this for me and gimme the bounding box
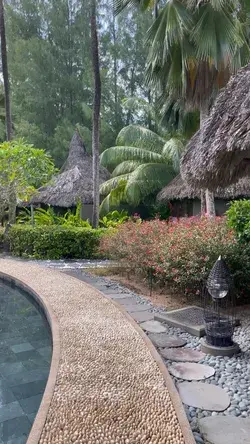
[178,382,230,411]
[110,293,134,299]
[130,311,154,322]
[148,333,187,349]
[125,303,152,313]
[199,417,250,444]
[169,363,215,380]
[140,320,167,333]
[115,297,137,305]
[160,348,205,362]
[0,260,192,444]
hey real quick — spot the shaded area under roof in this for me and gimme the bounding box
[181,64,250,190]
[157,174,250,202]
[31,131,110,207]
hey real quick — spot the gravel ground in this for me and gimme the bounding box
[78,270,250,444]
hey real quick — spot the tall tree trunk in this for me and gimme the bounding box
[91,0,101,228]
[200,104,215,217]
[0,0,12,141]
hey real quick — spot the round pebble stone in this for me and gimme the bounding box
[148,333,187,349]
[160,348,205,362]
[169,363,215,380]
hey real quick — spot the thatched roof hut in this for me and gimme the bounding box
[157,175,250,203]
[31,131,110,208]
[181,64,250,189]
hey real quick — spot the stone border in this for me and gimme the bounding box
[79,279,196,444]
[0,271,60,444]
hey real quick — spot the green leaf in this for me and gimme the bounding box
[125,163,175,205]
[100,146,165,171]
[116,125,165,153]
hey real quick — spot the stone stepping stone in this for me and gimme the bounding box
[199,417,250,444]
[125,304,152,313]
[110,293,134,299]
[178,382,230,411]
[148,333,187,349]
[160,348,205,362]
[169,363,215,380]
[130,311,154,323]
[116,297,137,305]
[140,320,167,334]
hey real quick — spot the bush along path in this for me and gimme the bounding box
[63,268,250,444]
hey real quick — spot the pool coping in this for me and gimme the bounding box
[0,271,60,444]
[0,268,195,444]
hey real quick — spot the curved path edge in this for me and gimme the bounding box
[0,270,60,444]
[0,261,195,444]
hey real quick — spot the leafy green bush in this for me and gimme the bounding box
[99,210,129,228]
[226,199,250,242]
[8,225,105,259]
[100,217,250,302]
[17,203,92,228]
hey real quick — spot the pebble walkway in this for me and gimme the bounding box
[0,259,195,444]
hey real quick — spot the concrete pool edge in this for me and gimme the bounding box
[0,271,60,444]
[68,275,196,444]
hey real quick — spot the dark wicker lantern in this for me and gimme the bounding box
[201,256,239,356]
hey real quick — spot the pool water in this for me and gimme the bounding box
[0,280,52,444]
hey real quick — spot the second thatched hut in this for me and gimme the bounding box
[157,175,250,217]
[31,131,110,219]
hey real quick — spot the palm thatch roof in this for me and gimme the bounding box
[181,64,250,189]
[31,131,110,207]
[157,174,250,202]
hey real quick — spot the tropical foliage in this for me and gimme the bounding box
[226,199,250,242]
[100,216,250,301]
[0,140,56,222]
[99,124,186,213]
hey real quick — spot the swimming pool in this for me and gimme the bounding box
[0,279,52,443]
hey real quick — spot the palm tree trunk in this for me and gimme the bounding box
[200,104,215,217]
[0,0,12,141]
[90,0,101,228]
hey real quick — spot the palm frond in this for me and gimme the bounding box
[116,125,165,153]
[111,160,141,177]
[100,146,164,171]
[162,138,185,172]
[100,180,127,216]
[100,174,130,196]
[125,163,175,205]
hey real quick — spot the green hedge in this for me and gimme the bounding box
[8,225,105,259]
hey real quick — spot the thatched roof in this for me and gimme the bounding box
[31,131,110,207]
[157,174,250,202]
[181,64,250,189]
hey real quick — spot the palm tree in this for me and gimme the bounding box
[90,0,101,228]
[99,124,185,213]
[0,0,12,141]
[115,0,250,216]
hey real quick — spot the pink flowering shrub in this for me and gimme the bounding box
[100,217,250,300]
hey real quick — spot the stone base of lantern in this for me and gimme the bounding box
[200,338,240,357]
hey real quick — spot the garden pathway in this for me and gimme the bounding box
[0,259,195,444]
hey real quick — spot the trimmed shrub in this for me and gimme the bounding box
[226,199,250,242]
[100,217,250,301]
[8,225,105,259]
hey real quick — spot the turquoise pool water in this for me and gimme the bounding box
[0,280,52,444]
